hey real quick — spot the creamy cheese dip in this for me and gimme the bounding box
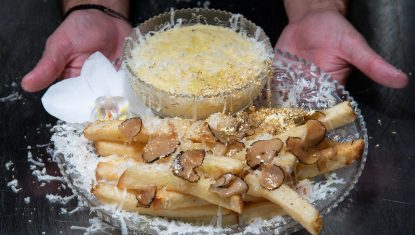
[130,24,270,96]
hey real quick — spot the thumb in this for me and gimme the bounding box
[345,35,408,88]
[21,41,70,92]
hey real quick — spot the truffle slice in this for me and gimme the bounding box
[209,173,248,197]
[171,150,205,182]
[286,120,327,165]
[286,137,316,165]
[303,120,326,146]
[143,135,178,163]
[259,164,285,190]
[132,186,157,207]
[118,117,142,141]
[246,138,283,169]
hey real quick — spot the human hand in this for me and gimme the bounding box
[277,5,408,88]
[21,10,132,92]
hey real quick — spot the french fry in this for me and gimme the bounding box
[92,183,232,218]
[118,164,244,213]
[85,118,216,145]
[245,174,322,235]
[84,120,136,142]
[84,119,173,143]
[244,101,355,142]
[96,156,141,182]
[210,142,228,156]
[94,140,172,164]
[273,151,298,174]
[95,141,244,180]
[153,189,210,210]
[94,141,145,161]
[96,162,212,210]
[197,154,245,179]
[265,101,354,141]
[296,139,365,179]
[240,201,286,224]
[96,162,124,182]
[315,101,356,130]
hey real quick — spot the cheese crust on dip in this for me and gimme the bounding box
[130,24,271,96]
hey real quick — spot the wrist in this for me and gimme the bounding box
[63,0,129,18]
[284,0,347,22]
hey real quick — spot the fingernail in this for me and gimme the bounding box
[21,72,34,91]
[393,70,409,88]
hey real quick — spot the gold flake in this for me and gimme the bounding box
[242,107,309,135]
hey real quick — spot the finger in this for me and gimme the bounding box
[21,40,71,92]
[60,66,82,80]
[344,36,409,89]
[329,67,351,85]
[58,54,91,80]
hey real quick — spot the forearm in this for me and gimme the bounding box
[284,0,348,22]
[62,0,129,17]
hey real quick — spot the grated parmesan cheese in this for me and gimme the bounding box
[7,179,22,193]
[5,160,13,170]
[45,194,76,205]
[0,92,22,102]
[24,197,31,204]
[27,151,45,167]
[70,217,114,235]
[130,24,271,96]
[296,173,345,203]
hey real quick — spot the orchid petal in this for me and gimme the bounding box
[82,51,117,96]
[41,76,95,123]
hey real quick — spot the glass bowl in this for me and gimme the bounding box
[122,8,273,119]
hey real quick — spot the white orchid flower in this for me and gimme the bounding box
[41,52,153,123]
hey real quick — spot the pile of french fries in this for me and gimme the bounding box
[83,101,364,234]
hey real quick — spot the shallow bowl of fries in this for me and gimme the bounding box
[50,45,369,234]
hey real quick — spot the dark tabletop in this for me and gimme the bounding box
[1,0,414,234]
